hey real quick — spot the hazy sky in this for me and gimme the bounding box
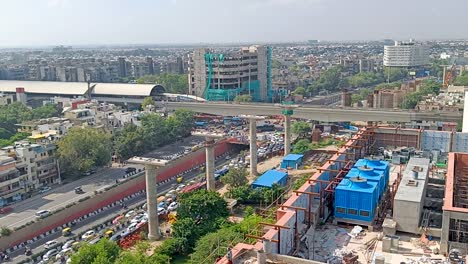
[1,0,467,46]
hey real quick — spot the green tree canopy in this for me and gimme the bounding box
[400,79,441,109]
[57,127,112,174]
[114,110,194,160]
[137,74,188,94]
[141,97,155,109]
[292,139,312,154]
[454,71,468,86]
[346,72,384,88]
[70,239,120,264]
[383,67,408,82]
[292,86,306,96]
[221,167,248,190]
[307,66,344,95]
[178,190,229,221]
[292,121,311,138]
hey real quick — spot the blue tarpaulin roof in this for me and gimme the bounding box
[283,154,304,161]
[251,170,288,188]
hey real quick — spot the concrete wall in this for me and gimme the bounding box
[393,200,422,234]
[0,140,232,251]
[421,131,451,152]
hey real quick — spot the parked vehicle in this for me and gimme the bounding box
[74,187,84,194]
[81,230,96,241]
[35,210,50,218]
[44,240,58,249]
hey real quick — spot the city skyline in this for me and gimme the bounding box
[1,0,468,47]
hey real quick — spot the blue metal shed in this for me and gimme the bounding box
[251,170,288,189]
[334,177,378,224]
[354,159,390,190]
[281,154,304,169]
[345,167,385,201]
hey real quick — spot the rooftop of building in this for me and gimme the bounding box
[394,157,430,203]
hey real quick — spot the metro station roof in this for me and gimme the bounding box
[0,80,164,97]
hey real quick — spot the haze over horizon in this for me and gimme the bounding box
[1,0,468,47]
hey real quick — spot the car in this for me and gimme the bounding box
[125,167,137,174]
[39,186,52,193]
[45,240,58,249]
[130,214,146,224]
[43,249,59,261]
[35,210,50,218]
[125,210,136,218]
[62,240,74,250]
[157,207,167,216]
[175,184,186,192]
[74,187,84,194]
[157,201,167,209]
[56,248,73,260]
[82,171,92,176]
[127,222,138,233]
[112,215,124,225]
[81,230,96,240]
[167,202,179,211]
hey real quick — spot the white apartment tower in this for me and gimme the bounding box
[383,40,429,67]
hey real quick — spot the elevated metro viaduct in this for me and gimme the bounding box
[164,102,462,123]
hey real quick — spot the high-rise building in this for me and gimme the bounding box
[146,57,155,75]
[188,45,272,102]
[383,40,429,67]
[118,57,128,78]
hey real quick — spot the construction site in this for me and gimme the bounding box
[216,126,468,264]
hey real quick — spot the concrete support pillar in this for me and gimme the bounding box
[249,119,258,176]
[205,138,216,191]
[284,114,292,156]
[257,249,266,264]
[145,165,159,241]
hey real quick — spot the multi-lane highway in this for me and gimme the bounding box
[164,101,463,123]
[10,157,229,264]
[0,165,142,229]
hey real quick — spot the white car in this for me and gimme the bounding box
[167,202,179,211]
[175,184,186,192]
[56,248,73,260]
[62,240,74,250]
[157,207,167,216]
[127,222,138,233]
[130,214,146,224]
[39,186,52,193]
[35,210,50,218]
[125,210,136,218]
[44,240,58,249]
[81,230,96,240]
[43,249,59,261]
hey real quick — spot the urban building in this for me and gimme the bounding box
[188,45,272,102]
[0,140,60,206]
[0,155,26,206]
[383,40,429,67]
[0,93,14,106]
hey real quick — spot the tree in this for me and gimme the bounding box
[307,66,344,94]
[70,239,120,264]
[383,67,408,82]
[57,127,112,174]
[114,110,194,160]
[351,88,372,104]
[141,97,155,110]
[0,226,12,237]
[292,121,311,138]
[32,104,60,119]
[292,139,311,154]
[178,190,229,221]
[234,95,252,103]
[346,72,383,88]
[454,71,468,86]
[225,185,263,204]
[190,227,243,263]
[292,86,306,96]
[137,74,188,94]
[221,168,248,190]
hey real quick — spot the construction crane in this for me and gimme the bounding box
[441,64,456,88]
